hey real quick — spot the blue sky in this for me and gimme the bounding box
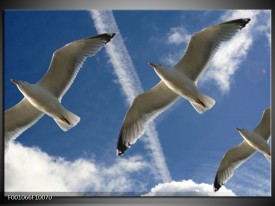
[4,10,271,196]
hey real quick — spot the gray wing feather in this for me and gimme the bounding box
[4,98,43,151]
[38,33,115,100]
[253,107,270,140]
[214,141,256,191]
[174,18,250,82]
[117,81,179,156]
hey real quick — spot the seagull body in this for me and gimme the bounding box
[214,107,271,192]
[149,63,215,113]
[10,79,80,131]
[117,18,250,156]
[236,127,271,158]
[5,33,115,151]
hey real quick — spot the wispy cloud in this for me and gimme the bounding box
[227,154,271,196]
[159,10,270,94]
[143,179,236,196]
[251,10,271,46]
[200,10,271,94]
[160,26,190,67]
[167,26,190,46]
[90,10,172,183]
[5,142,150,194]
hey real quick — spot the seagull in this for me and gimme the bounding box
[5,33,115,151]
[116,18,251,156]
[213,107,271,192]
[236,127,271,160]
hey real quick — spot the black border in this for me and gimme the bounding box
[0,0,273,205]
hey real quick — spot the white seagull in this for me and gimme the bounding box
[116,18,250,156]
[214,107,271,192]
[5,33,115,151]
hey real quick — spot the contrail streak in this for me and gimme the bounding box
[90,10,171,183]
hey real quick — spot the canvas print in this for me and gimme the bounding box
[4,10,271,196]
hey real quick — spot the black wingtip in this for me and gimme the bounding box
[222,18,251,29]
[116,129,130,157]
[213,177,222,192]
[239,18,250,29]
[101,33,116,44]
[89,32,116,44]
[213,186,220,192]
[116,144,129,157]
[105,32,116,43]
[116,149,124,157]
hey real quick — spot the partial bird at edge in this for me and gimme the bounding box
[213,107,271,192]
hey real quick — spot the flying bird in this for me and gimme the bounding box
[5,33,115,151]
[213,107,271,192]
[117,18,251,156]
[236,127,271,160]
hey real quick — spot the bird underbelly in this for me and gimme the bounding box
[162,78,198,101]
[250,141,270,155]
[244,135,270,155]
[24,91,62,118]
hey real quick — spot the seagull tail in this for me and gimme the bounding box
[54,109,80,132]
[190,92,216,114]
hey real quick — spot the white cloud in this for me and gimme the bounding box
[167,26,190,45]
[143,179,236,196]
[90,10,172,183]
[201,32,252,92]
[200,10,271,94]
[160,10,270,94]
[253,10,271,46]
[160,26,190,67]
[5,141,150,194]
[162,53,178,67]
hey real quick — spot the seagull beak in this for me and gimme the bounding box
[11,79,19,85]
[148,62,157,69]
[236,128,242,132]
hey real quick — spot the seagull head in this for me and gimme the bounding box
[148,62,171,82]
[11,79,20,85]
[10,79,29,88]
[148,62,166,71]
[11,79,33,97]
[236,128,244,132]
[148,62,168,73]
[236,128,249,137]
[148,62,157,69]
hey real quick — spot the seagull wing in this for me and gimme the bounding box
[174,18,250,82]
[214,106,271,191]
[4,98,44,151]
[213,141,256,192]
[117,81,179,156]
[253,107,270,140]
[38,33,115,100]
